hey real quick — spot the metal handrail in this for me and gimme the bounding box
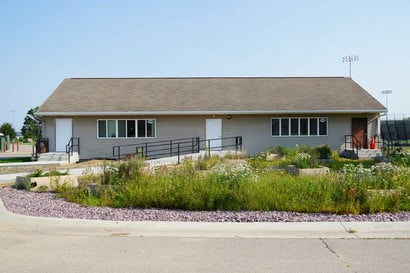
[344,134,361,156]
[66,137,80,155]
[66,137,80,164]
[113,136,243,162]
[199,136,243,157]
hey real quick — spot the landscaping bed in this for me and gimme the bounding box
[7,146,410,216]
[1,186,410,222]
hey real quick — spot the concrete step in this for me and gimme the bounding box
[37,152,79,164]
[38,152,67,162]
[357,149,383,159]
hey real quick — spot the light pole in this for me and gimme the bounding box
[342,55,359,78]
[381,90,392,120]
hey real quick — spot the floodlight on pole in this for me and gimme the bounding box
[342,55,359,78]
[381,90,392,111]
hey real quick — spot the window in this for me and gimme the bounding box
[281,118,289,136]
[319,118,327,135]
[147,120,155,137]
[309,118,318,135]
[127,120,136,137]
[291,118,298,136]
[97,119,156,138]
[137,120,146,137]
[271,119,280,136]
[271,117,328,137]
[300,118,308,136]
[118,120,126,137]
[98,120,107,138]
[107,120,116,138]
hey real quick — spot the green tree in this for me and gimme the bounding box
[0,122,16,140]
[21,106,42,141]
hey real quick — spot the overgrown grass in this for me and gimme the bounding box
[55,155,410,214]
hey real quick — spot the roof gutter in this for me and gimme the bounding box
[37,109,387,116]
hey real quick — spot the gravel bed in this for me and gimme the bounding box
[1,187,410,222]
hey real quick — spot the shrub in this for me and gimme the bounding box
[197,155,221,170]
[267,146,289,156]
[388,148,409,167]
[315,145,332,160]
[293,152,312,169]
[102,157,145,185]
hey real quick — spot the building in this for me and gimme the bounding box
[37,77,386,160]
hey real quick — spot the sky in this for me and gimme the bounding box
[1,0,409,132]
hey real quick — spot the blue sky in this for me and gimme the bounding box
[1,0,409,131]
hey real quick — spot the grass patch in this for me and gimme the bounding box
[0,157,32,164]
[27,169,68,178]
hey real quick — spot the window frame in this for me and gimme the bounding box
[271,117,328,137]
[97,119,157,139]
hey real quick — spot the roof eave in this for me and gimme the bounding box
[37,109,387,116]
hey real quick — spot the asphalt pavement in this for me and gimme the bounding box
[1,197,410,273]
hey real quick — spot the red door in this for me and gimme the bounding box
[352,118,368,149]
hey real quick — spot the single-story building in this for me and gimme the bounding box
[37,77,386,160]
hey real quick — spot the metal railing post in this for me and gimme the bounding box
[235,136,239,152]
[191,137,194,153]
[170,140,173,157]
[177,143,180,164]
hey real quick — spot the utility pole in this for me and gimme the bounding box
[342,55,359,78]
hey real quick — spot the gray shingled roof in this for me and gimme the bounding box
[37,77,386,115]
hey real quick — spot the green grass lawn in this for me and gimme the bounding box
[0,157,32,164]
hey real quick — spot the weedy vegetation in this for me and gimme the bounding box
[43,146,410,214]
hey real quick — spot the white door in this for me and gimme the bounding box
[205,119,222,150]
[55,119,72,152]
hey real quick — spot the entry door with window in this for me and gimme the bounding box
[55,119,73,152]
[352,118,368,149]
[206,119,222,150]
